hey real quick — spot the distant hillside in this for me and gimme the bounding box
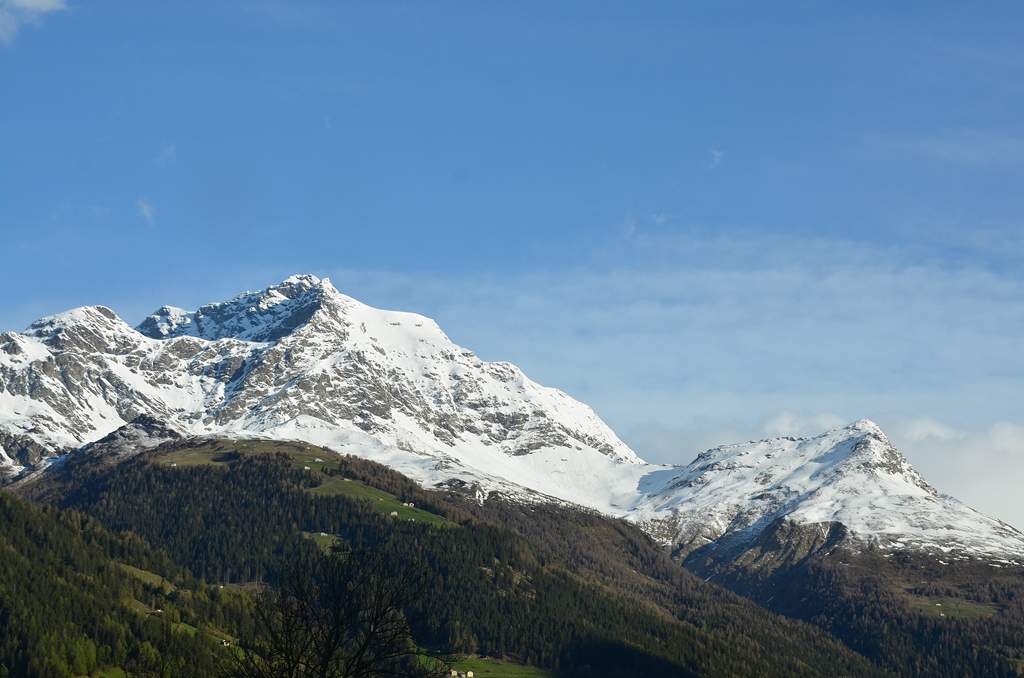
[4,276,1023,570]
[0,491,242,677]
[5,275,1024,675]
[13,437,880,677]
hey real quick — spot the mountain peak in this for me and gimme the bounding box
[25,305,123,336]
[3,275,643,505]
[6,278,1023,563]
[279,273,326,293]
[639,420,1024,561]
[848,418,883,435]
[22,305,137,353]
[136,275,334,343]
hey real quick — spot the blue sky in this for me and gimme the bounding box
[4,1,1024,527]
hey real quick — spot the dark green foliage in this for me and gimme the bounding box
[711,548,1024,677]
[0,491,240,677]
[42,446,879,676]
[443,496,882,677]
[223,550,450,678]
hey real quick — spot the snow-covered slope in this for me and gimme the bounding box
[0,275,642,510]
[2,275,1023,561]
[631,420,1024,561]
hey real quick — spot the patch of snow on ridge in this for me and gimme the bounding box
[137,274,326,343]
[2,275,644,511]
[23,305,121,336]
[4,275,1024,561]
[630,420,1024,559]
[0,332,52,365]
[135,306,192,338]
[0,453,18,471]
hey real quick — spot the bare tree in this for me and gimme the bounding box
[222,550,451,678]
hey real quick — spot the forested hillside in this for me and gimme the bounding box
[704,547,1024,677]
[0,491,248,677]
[10,438,881,677]
[465,489,1024,676]
[10,435,1024,676]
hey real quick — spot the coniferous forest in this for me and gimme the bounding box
[0,490,245,677]
[3,438,1024,676]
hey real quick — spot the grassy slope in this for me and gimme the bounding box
[453,656,557,677]
[154,439,451,526]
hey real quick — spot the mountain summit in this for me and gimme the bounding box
[632,419,1024,564]
[0,275,641,507]
[137,274,335,343]
[2,275,1023,562]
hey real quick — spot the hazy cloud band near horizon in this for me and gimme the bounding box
[318,232,1024,529]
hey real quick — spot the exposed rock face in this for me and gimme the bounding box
[0,275,640,505]
[684,519,850,579]
[4,275,1024,563]
[136,276,326,343]
[77,413,183,458]
[632,420,1024,563]
[0,429,55,469]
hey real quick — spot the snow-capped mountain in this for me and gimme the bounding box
[631,420,1024,563]
[2,275,1023,562]
[0,275,643,508]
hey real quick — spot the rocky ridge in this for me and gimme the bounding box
[631,420,1024,565]
[2,275,1023,563]
[0,275,641,508]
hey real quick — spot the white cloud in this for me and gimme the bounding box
[620,411,849,466]
[759,411,850,439]
[156,144,176,166]
[323,232,1024,530]
[0,0,66,44]
[326,235,1024,432]
[880,417,1024,532]
[709,149,723,169]
[136,197,156,226]
[877,414,961,443]
[896,129,1024,169]
[45,200,111,224]
[9,0,65,8]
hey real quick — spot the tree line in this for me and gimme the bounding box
[20,445,882,676]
